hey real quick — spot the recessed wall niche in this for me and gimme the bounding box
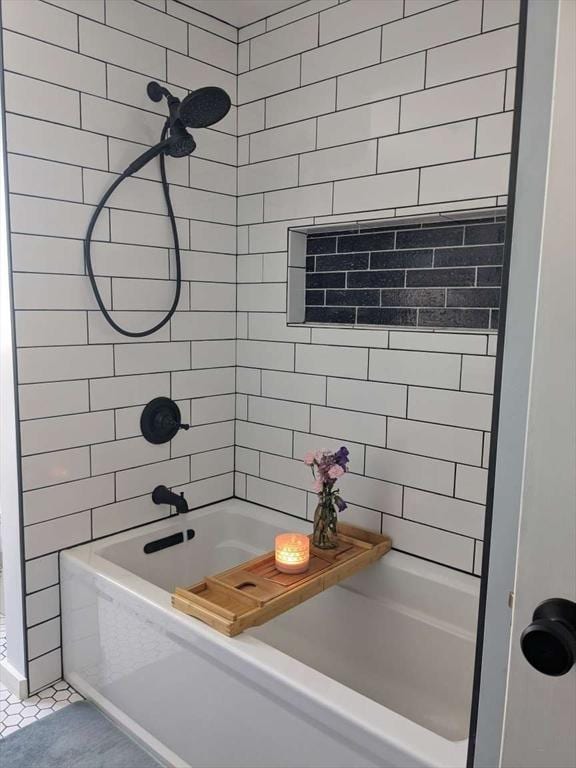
[288,211,506,330]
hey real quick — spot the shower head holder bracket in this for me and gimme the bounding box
[141,397,189,444]
[147,81,169,102]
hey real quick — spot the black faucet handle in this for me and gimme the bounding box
[142,398,189,444]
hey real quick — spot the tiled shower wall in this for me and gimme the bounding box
[2,0,519,694]
[235,0,519,572]
[1,0,238,692]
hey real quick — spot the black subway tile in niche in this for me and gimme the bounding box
[348,269,405,288]
[326,289,380,306]
[396,226,463,249]
[306,236,336,254]
[316,252,369,272]
[306,290,324,305]
[477,266,502,286]
[370,249,433,269]
[447,288,501,308]
[419,308,490,328]
[304,213,505,329]
[464,222,506,245]
[407,267,476,287]
[434,244,504,267]
[307,272,346,288]
[358,307,418,325]
[380,288,445,307]
[337,231,395,252]
[305,306,356,323]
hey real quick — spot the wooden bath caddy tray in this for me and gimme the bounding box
[172,523,391,636]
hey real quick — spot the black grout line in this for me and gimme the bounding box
[3,69,237,138]
[244,192,507,227]
[241,1,505,76]
[24,453,219,509]
[20,386,236,424]
[23,479,236,541]
[50,0,237,76]
[8,5,517,135]
[239,145,509,191]
[238,414,488,466]
[239,30,515,105]
[166,0,237,42]
[241,466,483,540]
[10,194,236,231]
[24,449,236,501]
[240,86,510,144]
[8,145,236,193]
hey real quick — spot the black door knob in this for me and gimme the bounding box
[520,598,576,676]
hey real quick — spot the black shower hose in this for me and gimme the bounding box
[84,121,182,338]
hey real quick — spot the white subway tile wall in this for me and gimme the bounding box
[2,0,237,691]
[235,0,517,580]
[2,0,519,692]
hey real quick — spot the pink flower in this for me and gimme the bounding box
[312,478,323,493]
[315,449,328,462]
[328,465,344,479]
[303,451,315,466]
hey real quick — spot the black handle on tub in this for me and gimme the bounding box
[143,529,195,554]
[144,532,184,554]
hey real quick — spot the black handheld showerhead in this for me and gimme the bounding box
[167,121,196,158]
[178,87,231,128]
[146,82,231,129]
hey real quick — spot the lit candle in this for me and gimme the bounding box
[275,533,310,574]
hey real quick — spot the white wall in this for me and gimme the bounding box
[0,0,237,692]
[235,0,519,573]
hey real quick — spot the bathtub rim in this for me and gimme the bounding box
[61,498,473,768]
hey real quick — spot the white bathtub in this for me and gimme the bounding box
[61,499,478,768]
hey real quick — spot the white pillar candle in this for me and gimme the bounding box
[275,533,310,574]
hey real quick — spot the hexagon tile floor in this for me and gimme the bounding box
[0,616,83,738]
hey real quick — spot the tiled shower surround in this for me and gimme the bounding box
[305,217,505,328]
[1,0,519,693]
[236,0,517,585]
[1,0,237,693]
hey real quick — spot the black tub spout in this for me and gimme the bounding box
[152,485,189,515]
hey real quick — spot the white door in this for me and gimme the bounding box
[473,1,576,767]
[500,0,576,764]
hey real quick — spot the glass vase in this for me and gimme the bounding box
[312,493,338,549]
